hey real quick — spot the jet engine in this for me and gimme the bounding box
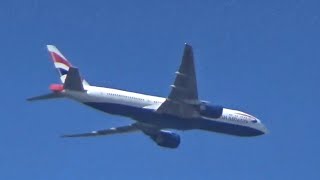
[149,130,181,149]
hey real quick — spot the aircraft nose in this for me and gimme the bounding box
[259,123,269,134]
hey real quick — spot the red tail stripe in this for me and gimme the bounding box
[50,52,72,67]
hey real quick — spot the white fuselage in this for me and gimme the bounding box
[62,85,267,136]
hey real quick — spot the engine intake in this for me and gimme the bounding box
[150,131,181,149]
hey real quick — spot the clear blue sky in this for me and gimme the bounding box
[1,0,319,179]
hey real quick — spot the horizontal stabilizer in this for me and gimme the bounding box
[27,93,63,101]
[63,67,85,91]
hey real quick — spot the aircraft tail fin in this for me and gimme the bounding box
[47,45,89,86]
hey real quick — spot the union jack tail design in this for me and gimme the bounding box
[47,45,89,85]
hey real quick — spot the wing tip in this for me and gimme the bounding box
[184,42,192,47]
[184,43,193,51]
[61,134,77,138]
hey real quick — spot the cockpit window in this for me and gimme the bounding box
[252,120,258,123]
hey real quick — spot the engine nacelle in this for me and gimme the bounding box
[199,102,223,119]
[150,131,181,149]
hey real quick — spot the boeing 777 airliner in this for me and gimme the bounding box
[28,44,267,149]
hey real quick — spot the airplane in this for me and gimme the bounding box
[28,44,268,149]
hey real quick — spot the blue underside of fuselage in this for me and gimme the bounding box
[83,102,264,137]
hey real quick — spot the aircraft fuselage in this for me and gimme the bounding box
[64,85,267,137]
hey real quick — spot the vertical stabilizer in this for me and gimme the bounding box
[47,45,89,86]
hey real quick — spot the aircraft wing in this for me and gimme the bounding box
[61,124,140,138]
[156,44,200,118]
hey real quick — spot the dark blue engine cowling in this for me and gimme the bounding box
[150,131,181,149]
[199,103,223,119]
